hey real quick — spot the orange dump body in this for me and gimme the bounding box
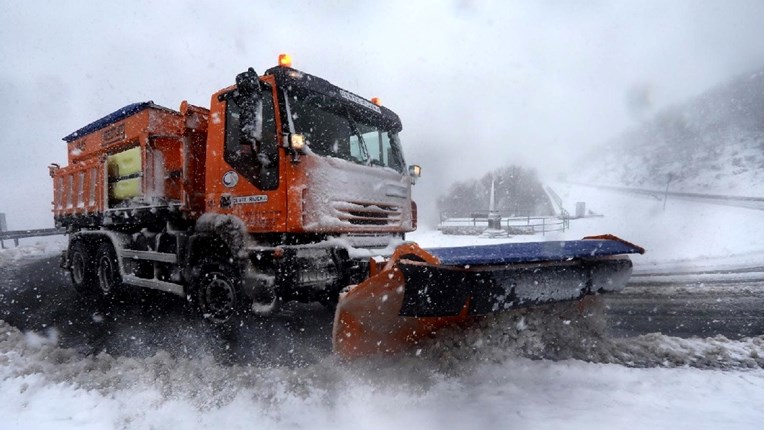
[51,101,210,223]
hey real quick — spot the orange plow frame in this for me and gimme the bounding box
[332,237,643,358]
[333,243,474,358]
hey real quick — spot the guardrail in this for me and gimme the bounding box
[438,214,568,236]
[0,228,66,249]
[571,183,764,210]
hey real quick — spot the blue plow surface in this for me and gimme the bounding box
[426,239,644,267]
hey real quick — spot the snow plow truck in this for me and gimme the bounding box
[50,54,644,358]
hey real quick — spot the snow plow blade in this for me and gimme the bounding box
[333,235,644,358]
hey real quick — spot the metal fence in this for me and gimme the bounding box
[0,227,65,249]
[438,213,568,236]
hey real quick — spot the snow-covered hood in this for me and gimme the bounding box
[298,154,414,233]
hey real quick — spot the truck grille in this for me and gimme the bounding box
[332,201,402,226]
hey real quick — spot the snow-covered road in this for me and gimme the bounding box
[0,245,762,429]
[1,251,761,364]
[0,183,762,429]
[0,269,762,430]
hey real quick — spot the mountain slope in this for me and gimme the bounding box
[580,70,763,197]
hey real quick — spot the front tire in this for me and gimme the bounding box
[195,261,245,324]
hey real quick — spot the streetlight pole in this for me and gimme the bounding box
[663,173,673,210]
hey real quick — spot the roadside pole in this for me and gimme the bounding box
[663,174,674,210]
[0,212,6,249]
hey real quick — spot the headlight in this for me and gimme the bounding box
[408,164,421,185]
[290,134,306,152]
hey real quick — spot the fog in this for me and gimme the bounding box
[0,0,761,229]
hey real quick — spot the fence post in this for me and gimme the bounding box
[0,212,6,249]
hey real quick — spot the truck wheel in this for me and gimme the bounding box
[195,261,244,324]
[95,242,122,297]
[69,241,97,295]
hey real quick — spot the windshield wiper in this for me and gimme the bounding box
[348,118,370,163]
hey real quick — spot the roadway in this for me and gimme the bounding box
[0,255,762,365]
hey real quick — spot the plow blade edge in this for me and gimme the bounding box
[333,236,644,358]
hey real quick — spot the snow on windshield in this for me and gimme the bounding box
[288,90,406,173]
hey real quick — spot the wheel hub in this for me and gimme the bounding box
[203,274,236,319]
[97,255,114,293]
[71,252,85,284]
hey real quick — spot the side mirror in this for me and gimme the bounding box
[408,164,421,185]
[235,67,261,97]
[234,67,263,144]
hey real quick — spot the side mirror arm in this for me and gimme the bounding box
[233,67,263,146]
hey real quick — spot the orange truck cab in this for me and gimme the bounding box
[51,56,421,321]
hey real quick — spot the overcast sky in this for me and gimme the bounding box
[0,0,762,229]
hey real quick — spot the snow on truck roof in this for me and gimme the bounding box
[265,66,403,132]
[62,101,177,142]
[63,67,403,143]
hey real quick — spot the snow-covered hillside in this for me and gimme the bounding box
[577,70,764,197]
[419,182,764,270]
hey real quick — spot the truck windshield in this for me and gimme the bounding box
[286,90,406,173]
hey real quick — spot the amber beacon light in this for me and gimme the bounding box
[278,53,293,68]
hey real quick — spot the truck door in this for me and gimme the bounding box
[214,79,287,232]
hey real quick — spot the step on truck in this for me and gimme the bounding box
[50,54,643,357]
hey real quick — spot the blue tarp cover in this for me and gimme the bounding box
[63,101,154,142]
[427,239,643,266]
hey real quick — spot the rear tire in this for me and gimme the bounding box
[69,241,97,296]
[95,242,122,298]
